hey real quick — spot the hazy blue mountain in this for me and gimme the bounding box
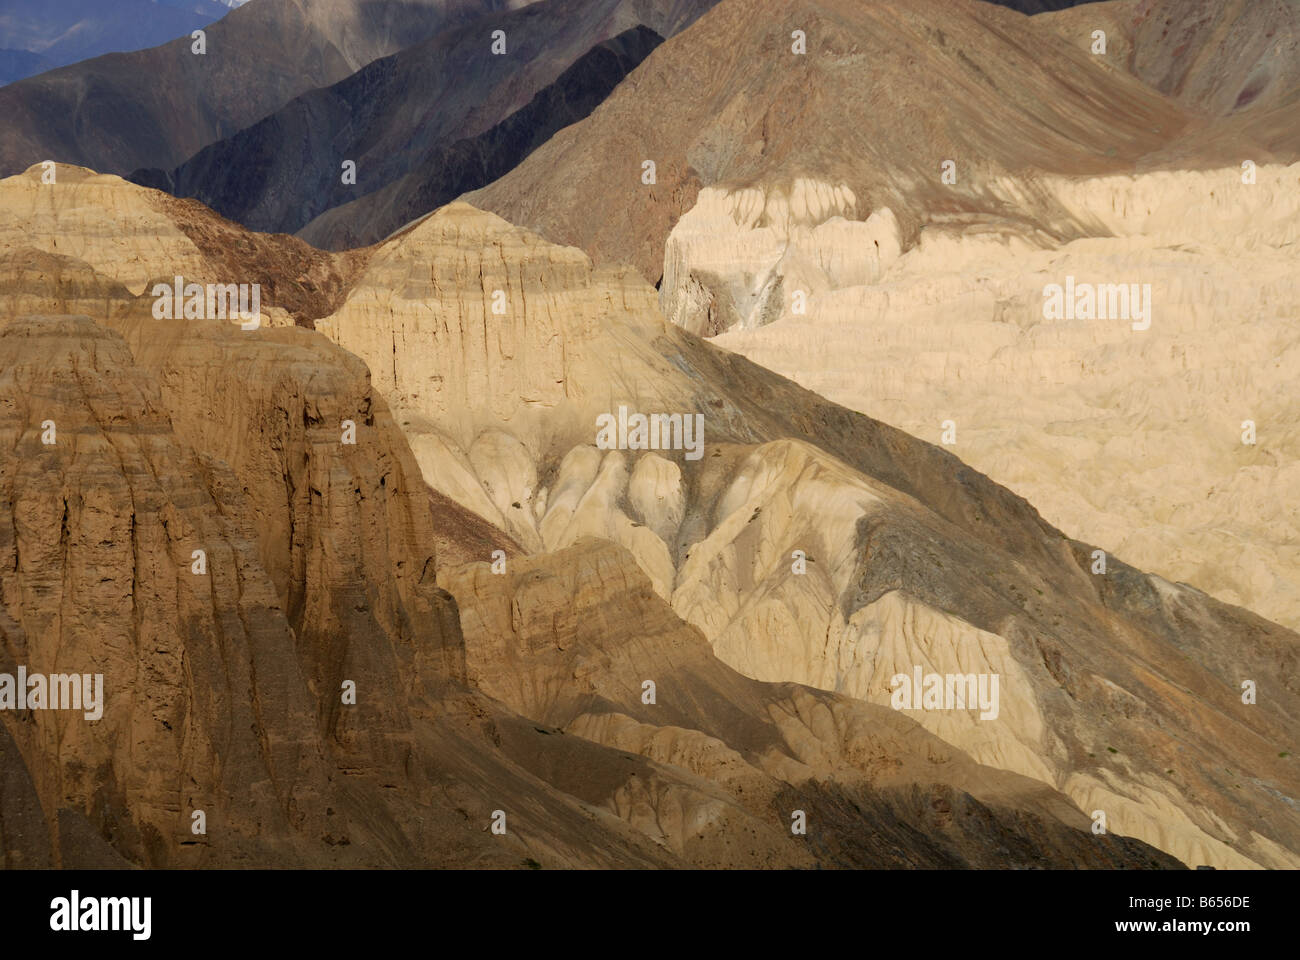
[0,0,230,83]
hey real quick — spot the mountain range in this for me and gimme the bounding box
[0,0,1296,872]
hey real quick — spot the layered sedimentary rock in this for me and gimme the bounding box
[0,311,698,868]
[0,164,365,324]
[676,164,1300,631]
[316,200,1300,869]
[458,0,1300,629]
[8,0,1296,874]
[0,300,1176,870]
[1,313,431,866]
[442,537,1181,868]
[1,223,1189,867]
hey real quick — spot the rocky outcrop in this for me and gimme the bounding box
[676,163,1300,632]
[0,312,686,868]
[0,301,1193,870]
[442,537,1182,868]
[10,0,1297,874]
[1,315,354,866]
[659,182,903,334]
[454,0,1300,632]
[0,164,367,324]
[316,199,1300,869]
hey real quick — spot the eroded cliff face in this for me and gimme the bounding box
[442,537,1182,868]
[315,201,688,555]
[672,164,1300,635]
[1,315,351,866]
[0,306,1181,869]
[4,170,1293,868]
[0,311,691,869]
[6,0,1293,875]
[315,199,1300,869]
[454,0,1300,636]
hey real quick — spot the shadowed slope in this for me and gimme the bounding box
[0,0,503,177]
[138,0,715,241]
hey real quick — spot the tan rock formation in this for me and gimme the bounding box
[455,0,1300,631]
[0,307,1182,869]
[442,537,1183,868]
[696,163,1300,630]
[0,312,690,868]
[316,199,1300,869]
[0,164,366,324]
[10,1,1296,874]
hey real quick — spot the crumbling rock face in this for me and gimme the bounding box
[2,156,1295,870]
[0,316,338,866]
[442,537,1183,868]
[316,200,1300,869]
[0,248,135,323]
[0,314,686,868]
[0,311,1183,869]
[698,163,1300,631]
[456,0,1300,636]
[105,303,471,720]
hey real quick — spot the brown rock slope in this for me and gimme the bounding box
[1043,0,1300,153]
[0,164,367,325]
[0,292,1177,868]
[463,0,1223,285]
[442,538,1179,868]
[154,0,716,241]
[316,200,1300,869]
[463,0,1300,631]
[0,312,685,868]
